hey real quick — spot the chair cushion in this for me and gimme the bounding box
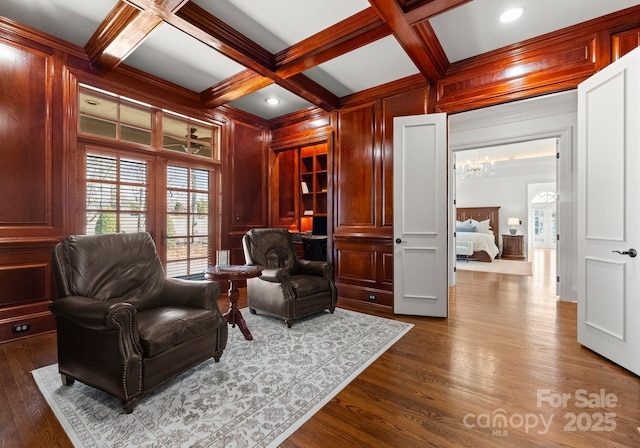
[137,307,221,357]
[290,275,331,298]
[59,232,165,307]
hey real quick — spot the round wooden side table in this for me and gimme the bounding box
[204,265,260,340]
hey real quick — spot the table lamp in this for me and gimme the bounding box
[508,217,520,235]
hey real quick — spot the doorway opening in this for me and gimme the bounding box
[454,138,557,285]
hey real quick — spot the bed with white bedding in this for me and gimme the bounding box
[455,206,500,262]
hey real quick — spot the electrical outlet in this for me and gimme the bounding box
[367,294,376,301]
[12,323,31,334]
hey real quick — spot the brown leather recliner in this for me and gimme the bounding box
[242,228,337,327]
[50,232,228,413]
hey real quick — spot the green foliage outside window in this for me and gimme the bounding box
[95,212,116,234]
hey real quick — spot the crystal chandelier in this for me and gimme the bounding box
[456,152,496,179]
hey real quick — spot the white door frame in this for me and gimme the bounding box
[448,91,577,301]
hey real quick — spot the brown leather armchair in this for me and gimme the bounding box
[50,232,228,413]
[242,228,337,327]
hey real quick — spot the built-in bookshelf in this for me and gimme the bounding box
[299,143,328,231]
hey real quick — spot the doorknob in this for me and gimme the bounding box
[612,248,637,258]
[395,238,402,244]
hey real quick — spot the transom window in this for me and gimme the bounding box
[78,85,220,161]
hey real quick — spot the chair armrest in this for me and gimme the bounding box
[163,278,221,311]
[298,259,333,279]
[49,296,136,331]
[258,268,290,283]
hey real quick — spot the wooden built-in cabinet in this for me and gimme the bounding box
[299,143,328,231]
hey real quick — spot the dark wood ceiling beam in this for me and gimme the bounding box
[403,0,472,25]
[275,8,391,78]
[170,1,275,74]
[367,0,451,80]
[85,2,162,70]
[124,0,189,17]
[200,70,273,108]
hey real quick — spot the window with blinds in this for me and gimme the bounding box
[166,165,211,278]
[85,153,148,235]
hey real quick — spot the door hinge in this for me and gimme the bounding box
[557,234,560,241]
[454,231,457,238]
[454,199,457,205]
[556,152,560,159]
[556,275,560,283]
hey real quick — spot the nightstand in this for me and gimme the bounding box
[502,234,525,260]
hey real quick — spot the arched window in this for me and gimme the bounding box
[532,191,558,203]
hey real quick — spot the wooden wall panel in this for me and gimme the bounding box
[228,120,266,227]
[335,103,376,232]
[334,239,393,306]
[222,120,267,265]
[612,27,640,60]
[0,265,47,307]
[0,42,49,225]
[0,241,57,342]
[438,36,596,113]
[381,88,429,228]
[272,149,297,228]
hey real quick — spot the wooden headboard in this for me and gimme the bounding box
[456,206,500,248]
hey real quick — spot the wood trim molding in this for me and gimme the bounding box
[85,2,162,70]
[275,8,391,77]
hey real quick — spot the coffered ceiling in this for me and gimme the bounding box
[1,0,638,120]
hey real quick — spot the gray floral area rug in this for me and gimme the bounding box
[33,308,412,447]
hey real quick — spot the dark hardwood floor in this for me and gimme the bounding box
[2,252,639,447]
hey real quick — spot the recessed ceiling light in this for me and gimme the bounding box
[265,97,280,105]
[500,7,524,23]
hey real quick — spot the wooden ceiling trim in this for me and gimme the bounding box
[412,20,449,73]
[200,70,273,107]
[275,8,391,76]
[340,73,429,108]
[85,2,162,70]
[171,2,275,73]
[367,0,446,81]
[282,74,340,111]
[404,0,472,24]
[123,0,189,17]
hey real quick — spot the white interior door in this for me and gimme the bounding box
[577,47,640,375]
[393,113,448,317]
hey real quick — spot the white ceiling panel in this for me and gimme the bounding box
[431,0,640,63]
[123,23,246,93]
[304,35,420,97]
[0,0,116,47]
[228,84,314,120]
[192,0,370,53]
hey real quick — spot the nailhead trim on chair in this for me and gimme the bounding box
[111,309,143,400]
